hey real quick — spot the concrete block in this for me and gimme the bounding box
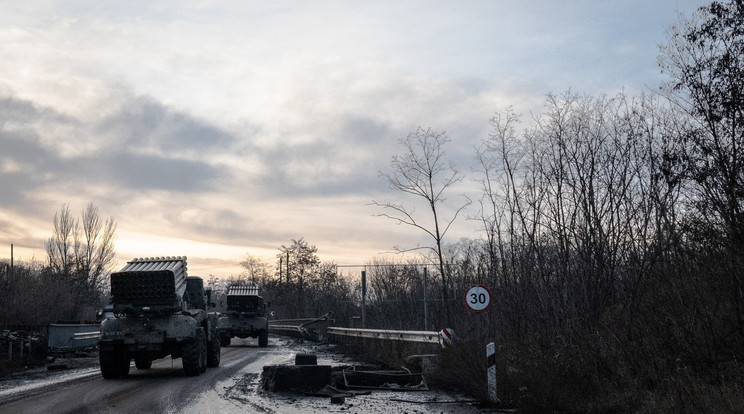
[295,353,317,365]
[262,364,332,392]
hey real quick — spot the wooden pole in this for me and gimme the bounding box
[361,270,366,328]
[423,267,428,331]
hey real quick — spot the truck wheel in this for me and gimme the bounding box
[200,331,208,373]
[135,357,152,370]
[207,333,221,367]
[220,332,231,347]
[100,351,120,379]
[258,330,268,347]
[183,327,206,376]
[120,355,131,376]
[101,350,130,379]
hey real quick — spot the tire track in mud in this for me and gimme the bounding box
[182,338,296,413]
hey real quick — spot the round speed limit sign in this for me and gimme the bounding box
[465,285,491,312]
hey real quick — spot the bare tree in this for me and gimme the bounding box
[239,253,272,285]
[659,0,744,244]
[46,203,77,277]
[275,238,320,316]
[277,238,320,282]
[371,127,471,325]
[79,203,116,299]
[475,107,535,286]
[45,202,117,320]
[659,0,744,364]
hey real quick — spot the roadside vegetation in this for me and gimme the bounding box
[1,203,116,325]
[2,1,742,411]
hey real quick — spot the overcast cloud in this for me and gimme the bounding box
[0,0,706,275]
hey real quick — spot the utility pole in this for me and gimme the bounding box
[423,266,428,331]
[10,243,13,271]
[361,270,367,328]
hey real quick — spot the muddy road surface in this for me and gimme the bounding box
[0,337,491,414]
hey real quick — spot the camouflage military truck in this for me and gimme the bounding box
[98,257,221,378]
[218,285,269,347]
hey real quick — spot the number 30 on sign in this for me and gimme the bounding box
[465,285,491,312]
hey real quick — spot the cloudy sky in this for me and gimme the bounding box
[1,0,706,277]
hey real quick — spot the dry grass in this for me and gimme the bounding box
[0,354,46,377]
[428,338,744,413]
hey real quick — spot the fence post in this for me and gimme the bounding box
[487,342,498,403]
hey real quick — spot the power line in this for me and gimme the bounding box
[335,263,432,268]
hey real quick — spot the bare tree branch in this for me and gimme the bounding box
[372,127,471,326]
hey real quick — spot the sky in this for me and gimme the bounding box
[0,0,707,277]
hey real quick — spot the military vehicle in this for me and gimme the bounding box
[98,256,221,378]
[218,285,269,347]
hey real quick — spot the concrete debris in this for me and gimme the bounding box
[261,364,332,392]
[342,366,428,390]
[294,353,317,366]
[304,384,371,398]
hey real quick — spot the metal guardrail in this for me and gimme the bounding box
[73,331,101,341]
[269,318,325,326]
[268,316,334,340]
[268,324,304,334]
[48,324,101,353]
[327,327,440,344]
[269,317,441,345]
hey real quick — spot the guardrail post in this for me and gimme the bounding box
[487,342,498,403]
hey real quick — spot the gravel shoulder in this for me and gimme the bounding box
[0,356,99,392]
